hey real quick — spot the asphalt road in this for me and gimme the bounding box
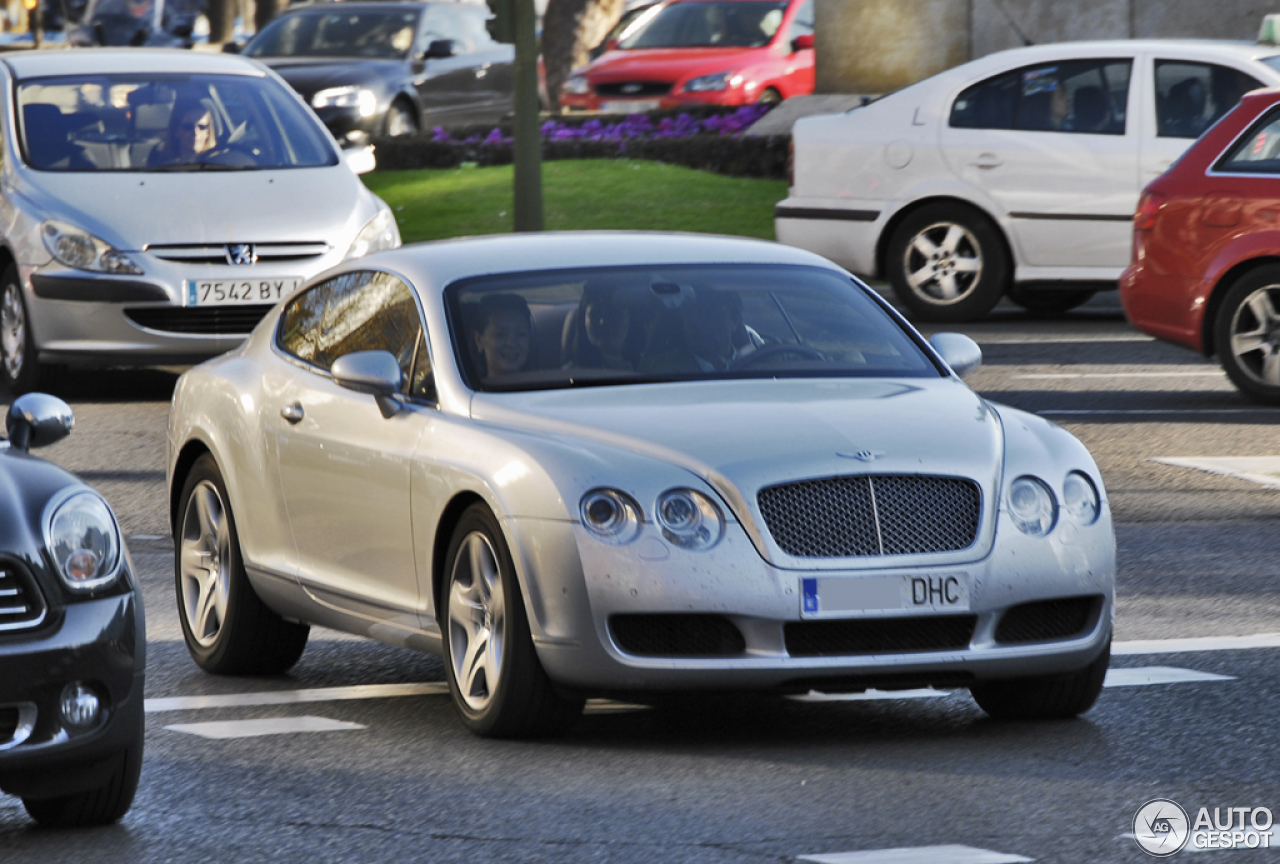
[3,290,1280,863]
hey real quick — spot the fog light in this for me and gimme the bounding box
[60,682,101,728]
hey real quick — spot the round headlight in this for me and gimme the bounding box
[46,491,121,592]
[1008,476,1056,537]
[579,489,641,544]
[1063,471,1100,524]
[656,488,724,551]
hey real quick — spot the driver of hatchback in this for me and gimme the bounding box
[149,97,217,165]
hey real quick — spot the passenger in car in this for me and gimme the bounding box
[562,281,638,371]
[471,292,533,380]
[149,98,218,165]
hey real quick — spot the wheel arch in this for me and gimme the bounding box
[431,490,487,626]
[1202,256,1280,358]
[389,91,421,132]
[169,437,211,537]
[875,195,1013,283]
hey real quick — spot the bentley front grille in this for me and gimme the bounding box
[785,615,977,658]
[758,474,981,558]
[610,614,746,657]
[0,565,46,633]
[125,304,274,335]
[995,595,1102,645]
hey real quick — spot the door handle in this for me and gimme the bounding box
[970,153,1003,169]
[280,403,304,424]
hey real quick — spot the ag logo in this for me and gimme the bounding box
[1134,799,1190,857]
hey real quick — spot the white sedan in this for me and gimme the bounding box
[776,40,1280,321]
[167,233,1115,737]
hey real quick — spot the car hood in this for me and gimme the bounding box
[256,58,399,98]
[14,166,369,251]
[472,378,1005,563]
[586,47,767,83]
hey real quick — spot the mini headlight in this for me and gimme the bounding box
[656,488,723,550]
[41,221,142,275]
[563,75,590,95]
[45,491,121,593]
[684,72,732,92]
[1008,476,1057,537]
[579,488,642,544]
[312,85,378,118]
[344,208,401,261]
[1063,471,1100,524]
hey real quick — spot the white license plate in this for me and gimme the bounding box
[600,99,660,114]
[801,574,970,617]
[184,278,301,307]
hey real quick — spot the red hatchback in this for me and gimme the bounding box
[559,0,814,113]
[1121,87,1280,403]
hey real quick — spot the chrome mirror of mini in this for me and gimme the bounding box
[6,393,74,452]
[331,350,403,417]
[929,332,982,379]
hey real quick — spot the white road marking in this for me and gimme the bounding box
[128,534,168,542]
[1014,371,1222,379]
[798,845,1032,863]
[583,700,650,714]
[1104,666,1234,687]
[145,682,449,712]
[789,688,948,703]
[1151,456,1280,489]
[1038,408,1280,415]
[1115,633,1280,655]
[165,716,366,740]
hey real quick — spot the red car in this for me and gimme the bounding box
[1121,86,1280,403]
[559,0,814,113]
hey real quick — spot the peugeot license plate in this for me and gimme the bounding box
[801,574,970,617]
[184,278,301,307]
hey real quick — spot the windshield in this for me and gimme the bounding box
[246,9,421,59]
[619,0,786,49]
[17,73,338,173]
[447,264,938,392]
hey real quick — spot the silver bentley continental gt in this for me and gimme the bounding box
[166,233,1115,737]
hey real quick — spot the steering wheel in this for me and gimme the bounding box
[199,144,258,167]
[730,343,826,369]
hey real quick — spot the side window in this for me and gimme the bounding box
[1155,61,1262,139]
[277,281,330,366]
[1215,107,1280,174]
[786,0,813,42]
[950,71,1018,130]
[1013,60,1130,134]
[421,6,468,51]
[459,7,496,49]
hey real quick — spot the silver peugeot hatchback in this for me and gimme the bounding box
[0,49,399,391]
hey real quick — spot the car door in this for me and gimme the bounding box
[778,0,814,95]
[939,56,1138,270]
[1139,56,1265,182]
[271,270,434,623]
[412,3,482,123]
[455,3,514,121]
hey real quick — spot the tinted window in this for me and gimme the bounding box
[1155,60,1263,139]
[620,1,788,49]
[951,71,1017,129]
[951,59,1131,135]
[446,264,937,392]
[278,271,432,399]
[1215,107,1280,174]
[786,0,813,41]
[247,9,421,58]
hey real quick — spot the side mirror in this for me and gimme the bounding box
[6,393,74,452]
[332,350,403,417]
[423,39,456,59]
[343,144,377,175]
[791,33,814,52]
[929,333,982,379]
[221,41,242,54]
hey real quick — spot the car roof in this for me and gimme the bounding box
[2,48,267,79]
[279,0,469,12]
[981,38,1280,66]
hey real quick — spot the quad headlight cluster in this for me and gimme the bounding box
[43,490,123,593]
[1008,471,1100,537]
[580,487,724,551]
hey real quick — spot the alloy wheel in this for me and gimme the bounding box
[1,283,26,381]
[902,221,984,305]
[447,531,506,712]
[1229,285,1280,387]
[387,105,418,137]
[180,480,232,648]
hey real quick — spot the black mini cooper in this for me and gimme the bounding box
[0,394,144,827]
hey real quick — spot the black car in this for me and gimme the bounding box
[68,0,207,48]
[0,395,144,827]
[239,1,513,144]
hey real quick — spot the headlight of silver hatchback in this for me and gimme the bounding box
[41,220,143,275]
[344,208,401,261]
[1063,471,1100,524]
[44,490,122,593]
[579,488,642,544]
[656,488,724,550]
[1008,476,1057,537]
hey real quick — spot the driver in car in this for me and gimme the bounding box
[149,97,217,165]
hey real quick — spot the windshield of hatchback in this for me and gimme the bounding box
[17,73,338,172]
[246,9,421,58]
[619,0,787,49]
[447,264,939,392]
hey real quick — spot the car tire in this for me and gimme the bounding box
[1214,264,1280,404]
[21,719,143,827]
[0,265,42,395]
[1007,285,1096,317]
[886,203,1010,323]
[176,454,309,675]
[384,101,419,137]
[969,640,1109,721]
[442,503,583,738]
[757,87,783,106]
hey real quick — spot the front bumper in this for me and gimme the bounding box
[560,88,750,113]
[0,588,144,799]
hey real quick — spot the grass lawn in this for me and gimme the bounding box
[362,160,788,243]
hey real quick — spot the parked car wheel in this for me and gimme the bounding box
[1214,265,1280,404]
[969,642,1109,720]
[442,504,583,738]
[758,87,783,106]
[21,721,143,827]
[886,204,1009,322]
[0,266,41,395]
[1007,285,1097,317]
[385,100,419,137]
[176,454,309,675]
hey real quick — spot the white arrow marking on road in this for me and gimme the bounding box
[146,682,449,712]
[1104,666,1234,687]
[1114,633,1280,654]
[789,688,948,703]
[1151,456,1280,489]
[1015,371,1222,379]
[165,716,366,739]
[798,845,1032,863]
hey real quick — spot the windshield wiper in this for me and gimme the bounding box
[148,162,259,172]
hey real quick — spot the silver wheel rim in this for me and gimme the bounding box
[447,531,506,712]
[1,283,26,381]
[180,480,232,649]
[387,107,416,137]
[1230,285,1280,387]
[902,221,984,305]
